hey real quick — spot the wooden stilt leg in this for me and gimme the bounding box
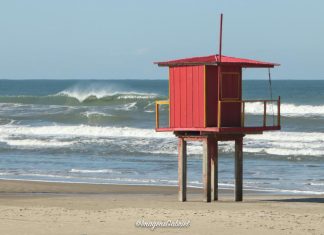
[211,139,218,201]
[178,138,187,202]
[235,137,243,202]
[203,137,211,202]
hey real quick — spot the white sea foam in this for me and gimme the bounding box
[69,168,121,174]
[0,138,76,148]
[245,102,324,117]
[81,111,113,118]
[244,147,324,157]
[116,94,157,100]
[144,132,324,157]
[0,124,173,139]
[0,124,171,150]
[115,102,138,111]
[246,131,324,143]
[244,132,324,156]
[0,123,323,156]
[308,182,324,186]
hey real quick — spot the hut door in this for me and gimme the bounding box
[220,72,241,127]
[221,72,240,100]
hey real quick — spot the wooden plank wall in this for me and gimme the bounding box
[169,66,205,128]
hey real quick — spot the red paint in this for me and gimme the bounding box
[205,65,218,127]
[205,65,242,128]
[155,54,279,68]
[192,66,200,126]
[220,68,242,127]
[198,66,205,127]
[156,126,280,133]
[169,66,205,128]
[169,68,175,128]
[180,67,186,128]
[221,73,240,99]
[186,67,193,127]
[169,63,245,129]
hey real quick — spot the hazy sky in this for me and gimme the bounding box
[0,0,323,80]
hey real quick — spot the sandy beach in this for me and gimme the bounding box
[0,180,323,235]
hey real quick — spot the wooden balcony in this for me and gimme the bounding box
[155,97,281,134]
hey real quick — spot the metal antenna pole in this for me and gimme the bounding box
[219,13,223,63]
[217,14,224,128]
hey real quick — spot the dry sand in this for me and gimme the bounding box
[0,179,323,235]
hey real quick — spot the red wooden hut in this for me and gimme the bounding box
[154,15,281,202]
[155,55,280,132]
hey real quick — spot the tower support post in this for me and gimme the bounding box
[203,136,212,202]
[178,138,187,202]
[211,139,218,201]
[235,137,243,201]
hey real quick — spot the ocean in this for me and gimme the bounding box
[0,79,323,195]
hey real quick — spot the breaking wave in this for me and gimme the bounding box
[0,89,162,107]
[57,89,159,102]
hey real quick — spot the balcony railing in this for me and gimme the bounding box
[155,97,281,130]
[218,97,281,128]
[155,100,170,129]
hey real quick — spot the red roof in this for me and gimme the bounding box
[155,54,279,68]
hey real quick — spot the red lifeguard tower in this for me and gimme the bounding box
[154,15,281,202]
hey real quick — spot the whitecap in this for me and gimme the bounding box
[56,88,158,102]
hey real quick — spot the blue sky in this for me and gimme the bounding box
[0,0,323,80]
